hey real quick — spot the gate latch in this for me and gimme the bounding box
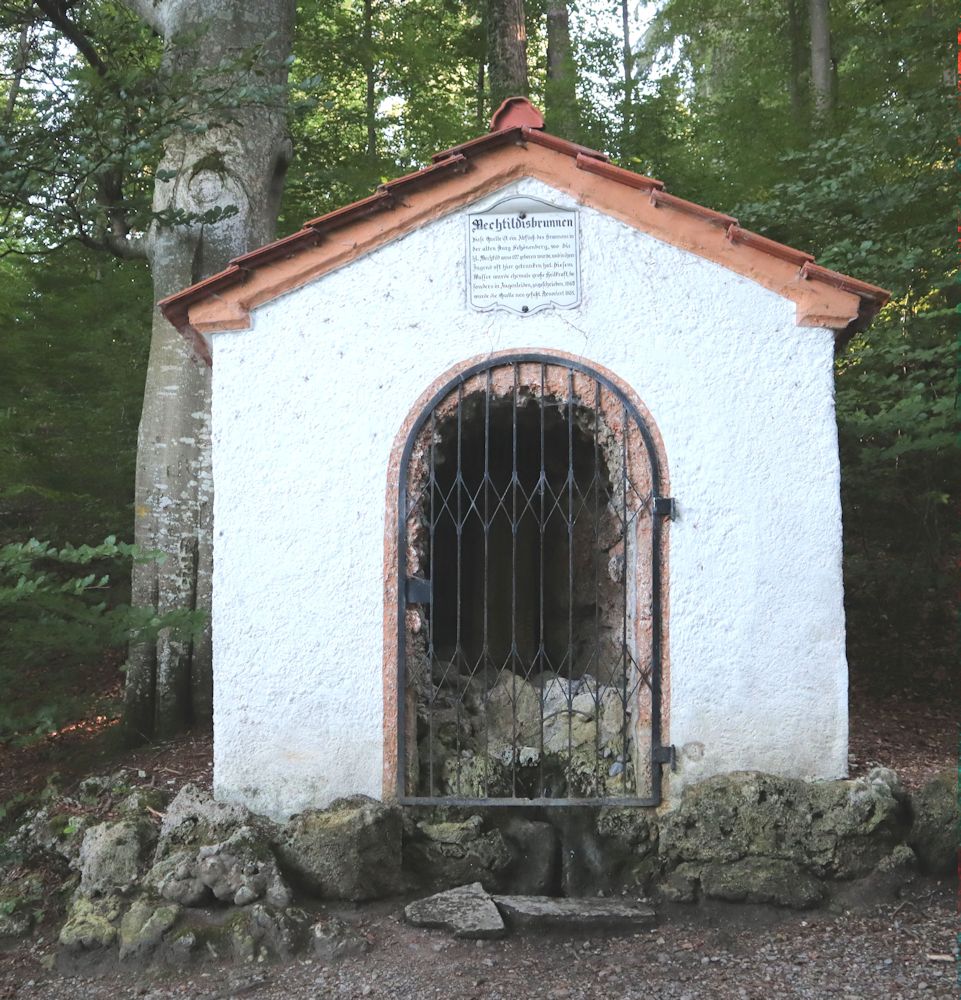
[653,744,677,771]
[653,496,676,520]
[405,577,431,604]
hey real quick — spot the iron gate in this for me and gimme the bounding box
[397,355,672,806]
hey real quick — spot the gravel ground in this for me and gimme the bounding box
[2,880,957,1000]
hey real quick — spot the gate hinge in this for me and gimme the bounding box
[405,576,431,604]
[653,744,677,771]
[653,496,676,520]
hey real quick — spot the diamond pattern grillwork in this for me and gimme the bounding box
[399,358,666,805]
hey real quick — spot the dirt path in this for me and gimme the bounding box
[2,881,957,1000]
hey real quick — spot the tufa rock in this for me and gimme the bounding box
[118,899,181,961]
[144,850,209,908]
[908,770,958,875]
[196,826,292,908]
[77,821,153,898]
[273,795,402,901]
[484,675,541,752]
[58,895,122,952]
[831,844,919,910]
[4,808,90,866]
[144,827,292,909]
[659,771,908,879]
[405,814,512,893]
[698,858,823,909]
[405,882,506,939]
[118,787,172,821]
[155,784,263,861]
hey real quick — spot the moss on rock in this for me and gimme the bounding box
[273,796,402,900]
[660,770,908,879]
[58,895,122,952]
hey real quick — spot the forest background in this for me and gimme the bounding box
[0,0,956,745]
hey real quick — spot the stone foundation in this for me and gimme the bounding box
[1,766,955,968]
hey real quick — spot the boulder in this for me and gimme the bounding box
[484,675,541,751]
[118,787,172,820]
[540,678,626,757]
[698,858,823,909]
[197,904,309,963]
[145,827,291,909]
[58,895,122,952]
[404,814,512,893]
[831,844,919,909]
[155,784,261,860]
[197,827,292,908]
[659,771,908,879]
[118,899,181,961]
[909,770,958,875]
[77,821,152,898]
[273,796,402,900]
[405,882,506,939]
[144,851,209,908]
[3,808,90,866]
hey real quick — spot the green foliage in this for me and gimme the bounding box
[0,0,290,255]
[0,0,954,719]
[0,248,150,545]
[0,537,204,742]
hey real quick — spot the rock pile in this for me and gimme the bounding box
[0,763,954,969]
[417,670,645,799]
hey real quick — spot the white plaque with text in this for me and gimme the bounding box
[467,196,580,315]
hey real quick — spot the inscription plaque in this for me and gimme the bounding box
[467,196,580,315]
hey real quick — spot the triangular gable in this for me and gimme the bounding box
[159,105,890,366]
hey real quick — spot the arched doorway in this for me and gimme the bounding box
[396,354,671,805]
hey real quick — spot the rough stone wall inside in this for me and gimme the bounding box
[209,176,846,819]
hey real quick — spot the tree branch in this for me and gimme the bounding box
[34,0,107,75]
[4,22,31,123]
[117,0,166,37]
[76,229,147,260]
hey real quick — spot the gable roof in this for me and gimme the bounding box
[160,99,890,365]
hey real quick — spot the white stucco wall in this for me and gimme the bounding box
[209,177,847,820]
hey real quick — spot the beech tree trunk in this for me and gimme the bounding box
[545,0,577,136]
[786,0,805,121]
[620,0,633,155]
[808,0,834,120]
[487,0,528,109]
[123,0,295,740]
[363,0,377,158]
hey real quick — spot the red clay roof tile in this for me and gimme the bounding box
[158,97,891,357]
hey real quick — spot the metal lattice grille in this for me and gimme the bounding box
[397,356,668,806]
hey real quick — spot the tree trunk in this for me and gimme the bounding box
[123,0,295,741]
[4,23,30,122]
[620,0,633,155]
[363,0,376,159]
[808,0,834,120]
[545,0,577,136]
[487,0,528,109]
[786,0,805,121]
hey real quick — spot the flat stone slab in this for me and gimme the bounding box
[404,882,506,939]
[493,895,656,931]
